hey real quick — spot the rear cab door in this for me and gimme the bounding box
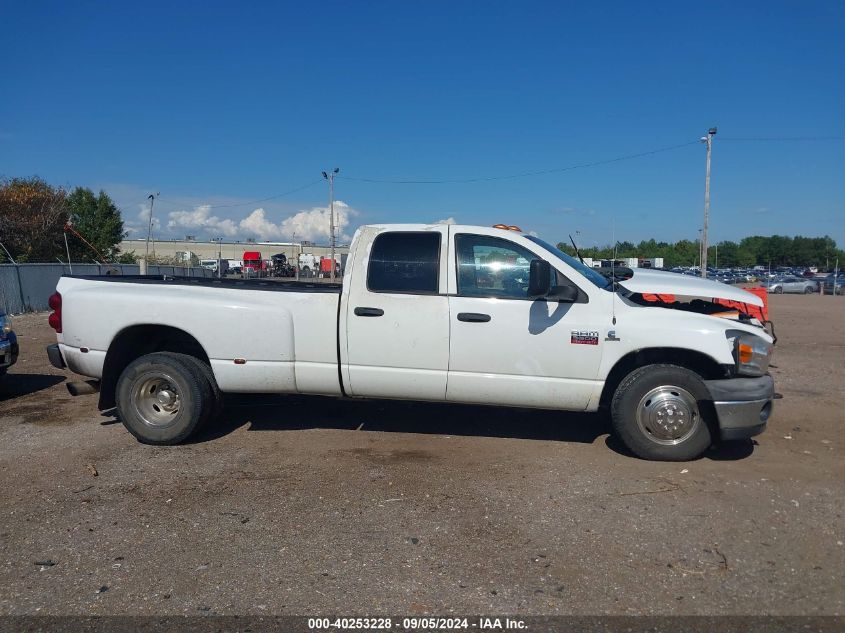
[340,225,450,400]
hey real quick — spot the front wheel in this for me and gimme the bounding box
[804,286,815,294]
[116,353,213,445]
[610,364,715,461]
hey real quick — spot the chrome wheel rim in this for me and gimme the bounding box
[635,385,700,445]
[132,371,181,427]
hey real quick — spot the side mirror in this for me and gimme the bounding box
[528,259,552,298]
[548,284,579,303]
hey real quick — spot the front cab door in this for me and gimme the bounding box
[446,230,604,410]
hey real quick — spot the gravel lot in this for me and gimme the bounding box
[0,294,843,616]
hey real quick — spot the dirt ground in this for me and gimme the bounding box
[0,295,843,616]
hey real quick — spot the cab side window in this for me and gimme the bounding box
[367,232,440,294]
[455,234,554,300]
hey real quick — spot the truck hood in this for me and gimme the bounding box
[618,268,764,307]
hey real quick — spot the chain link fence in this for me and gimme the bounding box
[0,264,214,314]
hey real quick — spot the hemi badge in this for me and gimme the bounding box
[571,331,599,345]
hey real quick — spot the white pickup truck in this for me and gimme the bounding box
[45,223,775,461]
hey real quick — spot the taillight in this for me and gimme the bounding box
[48,291,62,333]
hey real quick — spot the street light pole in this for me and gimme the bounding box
[700,127,716,278]
[322,168,340,282]
[144,193,159,263]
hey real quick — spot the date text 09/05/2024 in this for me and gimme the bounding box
[307,617,528,630]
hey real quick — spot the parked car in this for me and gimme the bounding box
[822,273,845,295]
[45,223,775,462]
[767,276,818,294]
[0,312,19,378]
[199,258,229,276]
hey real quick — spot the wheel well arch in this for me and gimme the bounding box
[98,325,210,410]
[598,347,730,410]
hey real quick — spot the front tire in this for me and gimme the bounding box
[116,353,213,445]
[610,364,715,461]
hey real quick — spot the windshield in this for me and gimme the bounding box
[525,235,611,290]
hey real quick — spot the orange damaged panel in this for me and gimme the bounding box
[715,287,769,322]
[641,293,676,303]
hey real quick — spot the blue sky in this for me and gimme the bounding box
[2,1,843,247]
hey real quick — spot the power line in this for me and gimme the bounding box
[337,140,701,184]
[718,136,844,141]
[155,179,323,210]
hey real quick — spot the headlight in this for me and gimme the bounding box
[0,315,10,337]
[734,333,772,376]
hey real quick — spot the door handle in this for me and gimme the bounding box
[354,307,384,317]
[457,312,491,323]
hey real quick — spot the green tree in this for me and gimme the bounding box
[65,187,126,262]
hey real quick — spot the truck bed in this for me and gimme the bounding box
[55,274,343,397]
[64,275,343,293]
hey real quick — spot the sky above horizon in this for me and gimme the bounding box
[2,1,843,248]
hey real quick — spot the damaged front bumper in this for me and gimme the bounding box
[704,375,774,441]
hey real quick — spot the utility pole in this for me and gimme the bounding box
[322,168,340,282]
[697,228,702,271]
[145,193,159,264]
[700,127,716,278]
[216,238,223,279]
[292,231,300,281]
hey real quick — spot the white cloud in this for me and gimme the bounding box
[435,217,457,224]
[167,205,238,237]
[239,208,284,240]
[136,205,160,230]
[280,201,356,243]
[130,199,359,243]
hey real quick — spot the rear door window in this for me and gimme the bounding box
[367,232,440,294]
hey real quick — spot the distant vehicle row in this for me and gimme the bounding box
[199,252,343,278]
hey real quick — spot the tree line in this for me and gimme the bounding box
[2,176,842,269]
[0,176,135,264]
[556,234,844,269]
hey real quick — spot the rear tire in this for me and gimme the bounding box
[775,286,783,294]
[610,364,715,461]
[116,352,212,445]
[163,352,224,422]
